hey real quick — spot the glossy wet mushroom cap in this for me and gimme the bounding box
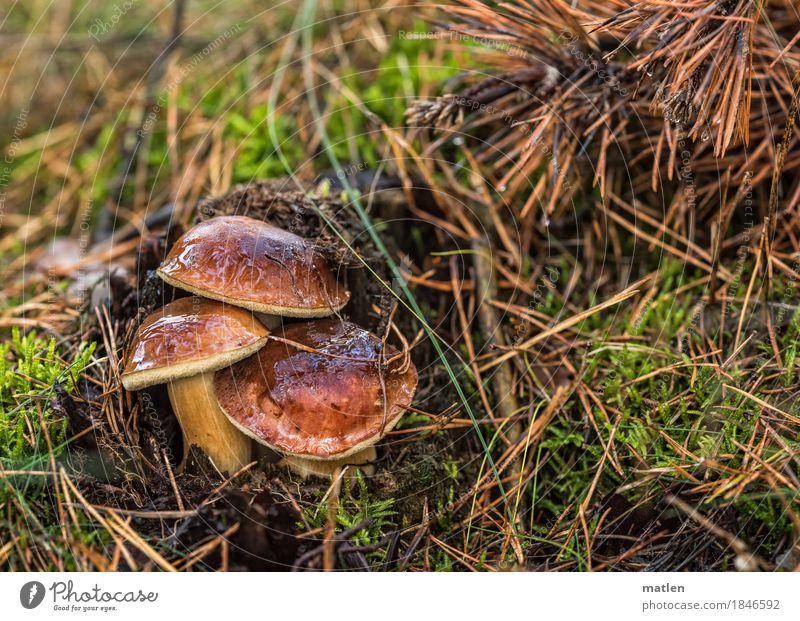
[121,296,270,390]
[213,319,418,460]
[121,296,269,474]
[156,215,350,318]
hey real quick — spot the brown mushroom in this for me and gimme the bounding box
[213,319,417,478]
[156,216,350,327]
[121,297,269,474]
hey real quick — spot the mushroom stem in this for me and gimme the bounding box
[166,371,252,474]
[281,446,377,479]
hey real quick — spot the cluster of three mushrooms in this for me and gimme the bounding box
[121,216,417,477]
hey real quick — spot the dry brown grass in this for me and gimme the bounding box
[1,0,799,571]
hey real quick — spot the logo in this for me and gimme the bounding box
[20,581,45,609]
[17,580,159,612]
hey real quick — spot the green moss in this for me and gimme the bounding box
[520,255,800,560]
[225,105,305,182]
[0,328,102,570]
[0,328,96,467]
[303,471,396,565]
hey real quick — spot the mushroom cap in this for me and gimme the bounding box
[156,215,350,317]
[121,297,270,391]
[214,319,418,460]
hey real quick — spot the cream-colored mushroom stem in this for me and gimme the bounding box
[281,446,377,479]
[166,371,252,475]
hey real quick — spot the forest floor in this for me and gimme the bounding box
[1,0,799,571]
